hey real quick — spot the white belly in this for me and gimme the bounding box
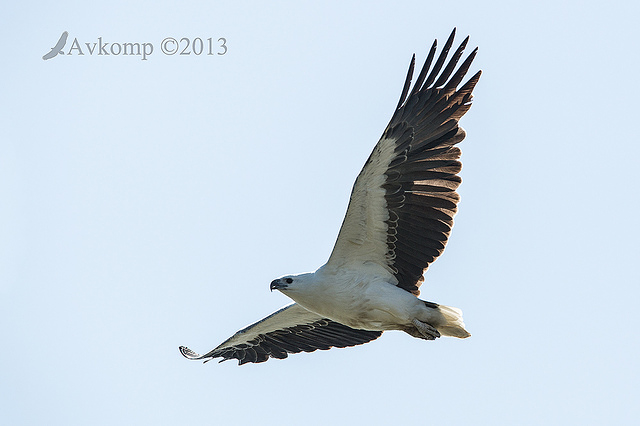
[288,268,426,331]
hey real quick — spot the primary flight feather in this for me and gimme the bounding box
[180,29,481,365]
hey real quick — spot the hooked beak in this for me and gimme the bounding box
[270,279,287,292]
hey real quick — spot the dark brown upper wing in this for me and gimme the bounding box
[326,29,481,295]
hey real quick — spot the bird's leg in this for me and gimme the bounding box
[412,319,441,340]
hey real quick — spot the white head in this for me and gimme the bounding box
[269,272,316,295]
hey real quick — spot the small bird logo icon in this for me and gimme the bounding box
[43,31,68,60]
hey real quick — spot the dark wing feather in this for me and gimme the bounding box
[179,304,382,365]
[384,31,481,295]
[326,29,481,296]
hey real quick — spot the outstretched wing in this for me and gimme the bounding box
[53,31,69,51]
[179,304,382,365]
[326,29,481,296]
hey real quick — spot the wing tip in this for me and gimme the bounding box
[179,345,204,360]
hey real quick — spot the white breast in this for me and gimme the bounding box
[290,264,424,331]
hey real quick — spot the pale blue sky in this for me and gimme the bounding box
[2,1,639,425]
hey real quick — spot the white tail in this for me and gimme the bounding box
[435,304,470,338]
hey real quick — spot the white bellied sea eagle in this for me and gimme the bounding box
[180,29,481,365]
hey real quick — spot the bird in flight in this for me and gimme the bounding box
[180,29,481,365]
[42,31,68,60]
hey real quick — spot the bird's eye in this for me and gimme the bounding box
[285,278,293,284]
